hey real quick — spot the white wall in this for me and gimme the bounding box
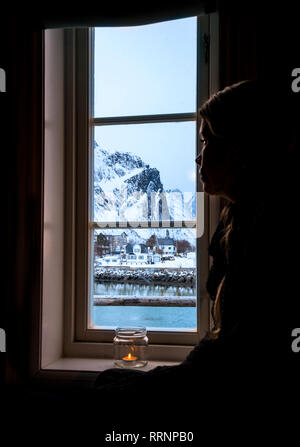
[42,29,64,368]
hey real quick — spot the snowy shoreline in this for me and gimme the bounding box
[94,267,196,287]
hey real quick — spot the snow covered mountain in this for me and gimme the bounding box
[93,141,196,246]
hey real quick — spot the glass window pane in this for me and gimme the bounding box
[91,228,196,330]
[93,122,196,224]
[93,17,197,117]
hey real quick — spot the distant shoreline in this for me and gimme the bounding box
[95,279,195,287]
[94,267,195,287]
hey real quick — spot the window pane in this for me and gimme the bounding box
[93,17,197,117]
[93,122,196,225]
[91,228,197,330]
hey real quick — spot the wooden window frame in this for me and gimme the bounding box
[42,13,220,367]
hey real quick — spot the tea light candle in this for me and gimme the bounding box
[122,352,137,362]
[113,327,148,369]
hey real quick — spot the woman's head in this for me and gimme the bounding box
[196,80,286,201]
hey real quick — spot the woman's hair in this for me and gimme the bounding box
[199,80,258,139]
[199,80,297,338]
[209,204,234,338]
[200,80,277,193]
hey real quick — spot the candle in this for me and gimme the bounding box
[114,327,148,368]
[122,352,137,362]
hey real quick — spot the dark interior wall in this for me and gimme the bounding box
[219,2,299,90]
[219,10,258,86]
[217,2,300,210]
[1,2,299,385]
[0,29,44,384]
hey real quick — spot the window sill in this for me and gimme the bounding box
[43,357,179,372]
[33,357,180,390]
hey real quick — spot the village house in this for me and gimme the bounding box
[95,232,128,256]
[125,243,152,265]
[157,230,177,256]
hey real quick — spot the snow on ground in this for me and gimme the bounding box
[95,257,195,269]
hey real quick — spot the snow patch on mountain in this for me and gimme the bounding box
[93,140,196,247]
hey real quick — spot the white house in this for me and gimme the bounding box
[125,243,152,264]
[157,230,177,255]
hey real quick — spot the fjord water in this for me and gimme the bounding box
[92,282,196,329]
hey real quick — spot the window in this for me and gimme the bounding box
[52,12,219,362]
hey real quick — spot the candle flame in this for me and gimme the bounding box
[122,352,137,361]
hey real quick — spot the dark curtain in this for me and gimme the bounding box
[218,1,300,210]
[219,9,258,87]
[1,28,44,384]
[219,0,299,93]
[218,7,258,211]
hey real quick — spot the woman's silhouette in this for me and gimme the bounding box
[89,80,299,431]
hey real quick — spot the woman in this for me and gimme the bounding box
[194,80,298,345]
[194,80,279,342]
[90,80,298,430]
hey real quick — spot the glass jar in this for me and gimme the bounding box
[113,327,148,369]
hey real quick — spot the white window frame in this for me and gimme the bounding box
[43,13,220,365]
